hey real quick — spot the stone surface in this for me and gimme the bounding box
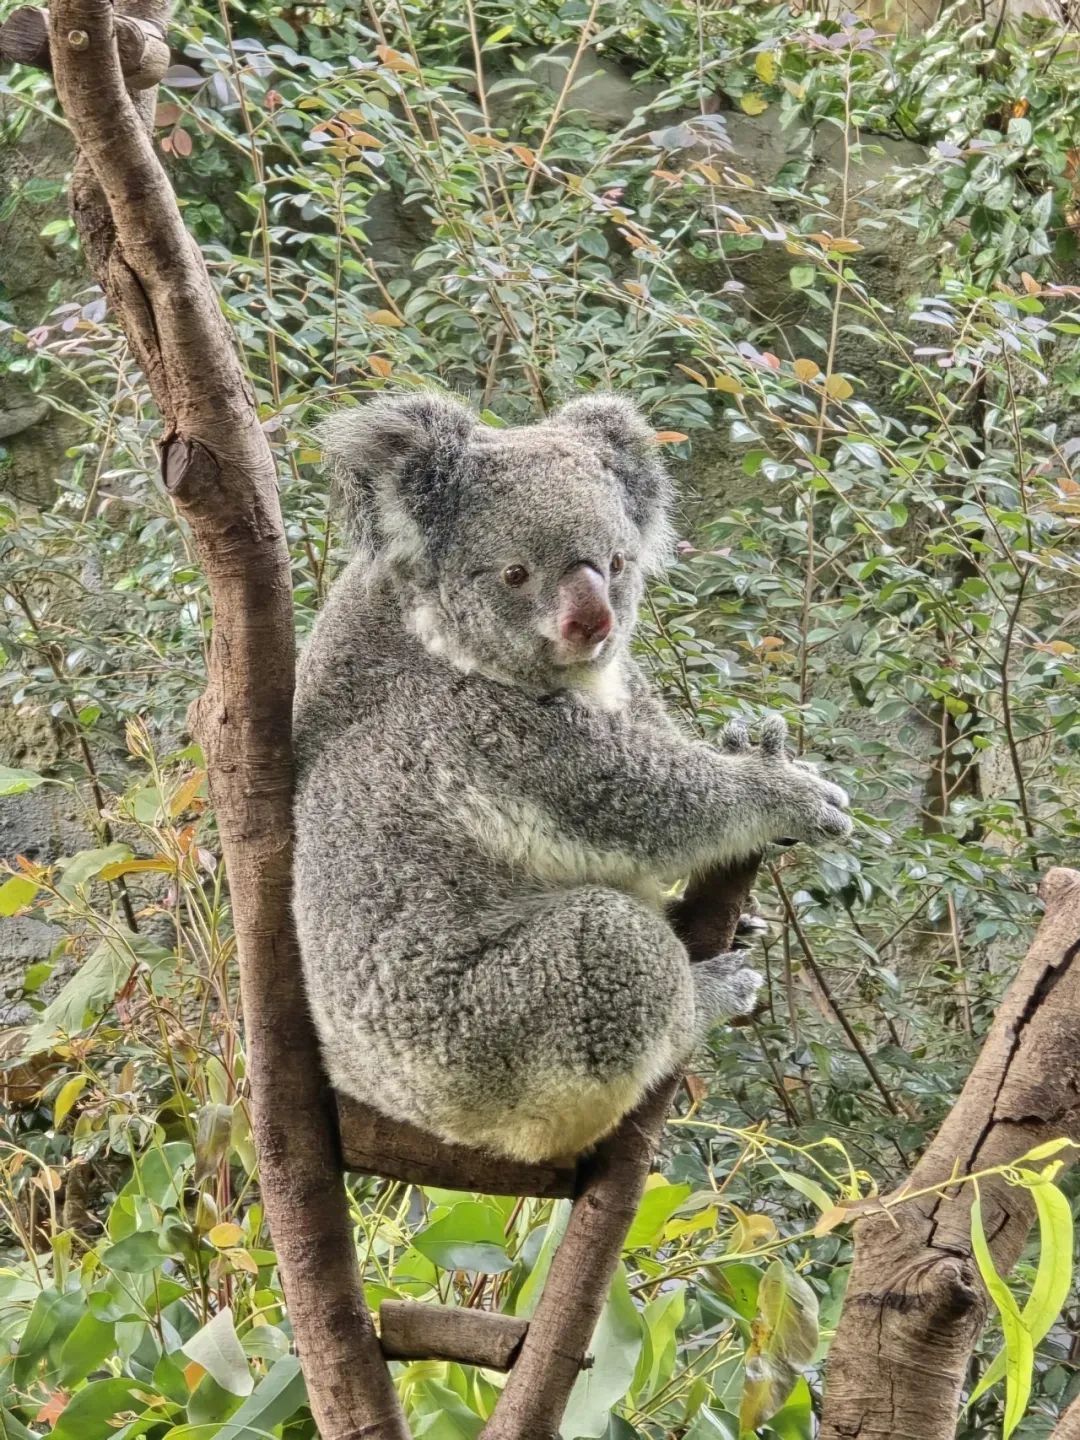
[0,107,86,506]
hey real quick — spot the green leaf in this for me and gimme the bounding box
[24,941,131,1050]
[49,1379,146,1440]
[25,933,174,1051]
[624,1179,691,1250]
[194,1103,234,1182]
[513,1202,569,1317]
[0,766,45,795]
[197,1353,306,1434]
[767,1376,813,1439]
[410,1378,484,1438]
[56,1312,116,1387]
[13,1287,75,1384]
[0,874,38,915]
[58,843,134,893]
[413,1202,512,1274]
[773,1170,832,1213]
[789,266,816,291]
[53,1074,88,1127]
[182,1306,254,1397]
[969,1178,1072,1407]
[102,1231,168,1275]
[562,1264,644,1438]
[706,1261,761,1323]
[970,1195,1034,1438]
[631,1286,685,1404]
[739,1261,819,1433]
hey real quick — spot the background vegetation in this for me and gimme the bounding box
[1,0,1079,1435]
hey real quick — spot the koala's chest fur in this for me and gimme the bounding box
[446,778,668,907]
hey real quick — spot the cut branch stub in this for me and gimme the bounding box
[0,5,169,87]
[820,866,1080,1440]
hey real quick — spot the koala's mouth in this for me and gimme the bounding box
[550,633,613,668]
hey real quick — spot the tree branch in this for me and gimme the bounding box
[820,866,1080,1440]
[45,3,407,1435]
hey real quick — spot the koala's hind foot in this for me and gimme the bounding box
[692,951,764,1038]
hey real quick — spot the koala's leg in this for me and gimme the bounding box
[419,886,754,1163]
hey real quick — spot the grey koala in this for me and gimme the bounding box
[293,392,852,1162]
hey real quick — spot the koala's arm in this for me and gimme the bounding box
[470,684,850,872]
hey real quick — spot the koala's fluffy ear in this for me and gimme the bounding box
[316,392,475,567]
[551,393,675,573]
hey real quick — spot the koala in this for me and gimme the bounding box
[292,392,852,1163]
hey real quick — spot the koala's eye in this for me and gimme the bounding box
[610,551,626,576]
[502,564,530,587]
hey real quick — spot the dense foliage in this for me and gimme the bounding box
[1,1,1079,1436]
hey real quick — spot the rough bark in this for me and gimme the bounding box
[481,854,760,1440]
[820,866,1080,1440]
[379,1302,528,1370]
[45,4,408,1436]
[1053,1396,1080,1440]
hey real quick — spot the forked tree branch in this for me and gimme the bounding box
[820,866,1080,1440]
[45,3,407,1435]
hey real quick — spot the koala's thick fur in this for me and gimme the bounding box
[293,392,852,1162]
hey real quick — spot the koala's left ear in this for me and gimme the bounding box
[550,393,675,573]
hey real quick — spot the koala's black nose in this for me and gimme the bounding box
[557,564,614,648]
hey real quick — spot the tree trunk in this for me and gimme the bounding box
[1052,1395,1080,1439]
[44,3,408,1435]
[820,866,1080,1440]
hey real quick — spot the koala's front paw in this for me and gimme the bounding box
[721,714,852,847]
[698,951,764,1017]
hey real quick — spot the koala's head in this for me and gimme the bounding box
[319,391,674,693]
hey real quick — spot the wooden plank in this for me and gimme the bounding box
[379,1301,527,1371]
[336,1095,579,1199]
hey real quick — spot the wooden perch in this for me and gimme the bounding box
[338,1098,578,1199]
[45,2,408,1436]
[820,867,1080,1440]
[379,1302,528,1370]
[1,5,169,87]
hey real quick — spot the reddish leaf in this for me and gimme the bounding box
[171,128,193,159]
[36,1389,70,1425]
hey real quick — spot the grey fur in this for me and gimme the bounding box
[294,392,852,1162]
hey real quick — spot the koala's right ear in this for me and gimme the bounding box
[315,392,475,567]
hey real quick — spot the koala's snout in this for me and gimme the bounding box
[556,563,614,657]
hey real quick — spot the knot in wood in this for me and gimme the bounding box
[162,435,222,508]
[66,28,89,48]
